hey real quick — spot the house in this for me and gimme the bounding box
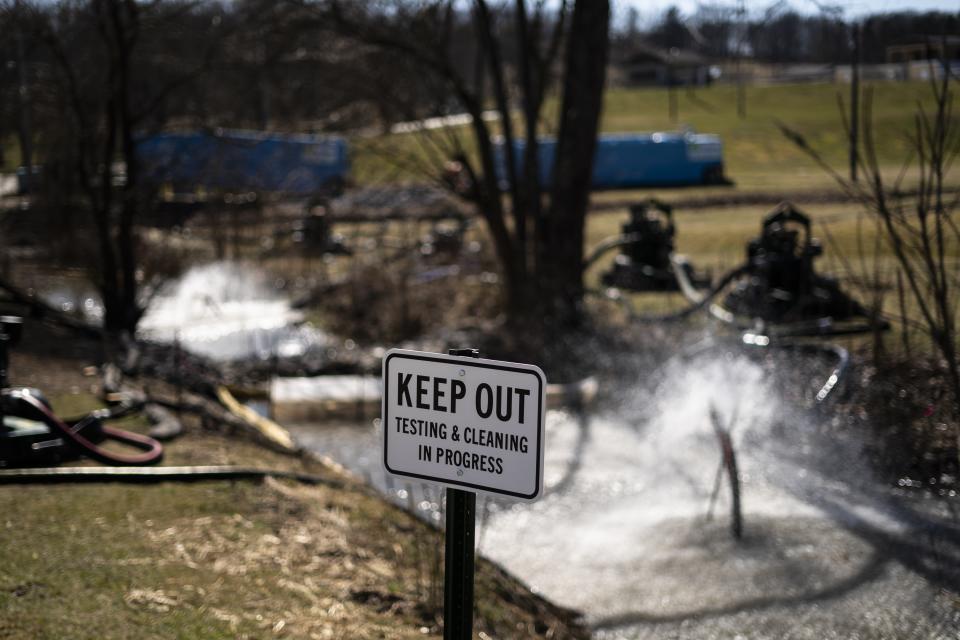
[887,35,960,81]
[886,35,960,64]
[615,42,713,87]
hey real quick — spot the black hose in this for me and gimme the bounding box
[583,232,747,323]
[768,340,850,405]
[670,255,707,304]
[709,307,890,339]
[669,335,850,406]
[737,335,850,405]
[597,264,750,323]
[0,465,340,486]
[14,392,164,466]
[585,233,857,404]
[62,400,146,425]
[582,233,644,270]
[585,235,884,337]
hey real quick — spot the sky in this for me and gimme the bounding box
[614,0,960,24]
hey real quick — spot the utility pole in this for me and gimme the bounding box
[14,0,34,172]
[668,64,678,124]
[736,0,746,120]
[849,20,861,183]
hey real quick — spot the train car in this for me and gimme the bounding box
[496,131,726,190]
[136,129,349,196]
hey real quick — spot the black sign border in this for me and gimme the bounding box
[382,351,544,500]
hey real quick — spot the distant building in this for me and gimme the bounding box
[614,42,712,87]
[886,35,960,64]
[833,63,905,84]
[886,36,960,81]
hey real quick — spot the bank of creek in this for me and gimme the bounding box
[53,262,960,638]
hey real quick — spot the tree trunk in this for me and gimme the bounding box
[514,0,543,276]
[14,19,33,172]
[541,0,610,325]
[104,0,141,337]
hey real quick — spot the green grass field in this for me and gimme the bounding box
[352,80,958,194]
[5,81,952,195]
[601,81,950,191]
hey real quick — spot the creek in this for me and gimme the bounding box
[40,262,960,637]
[290,353,960,638]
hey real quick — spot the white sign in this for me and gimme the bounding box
[382,349,546,500]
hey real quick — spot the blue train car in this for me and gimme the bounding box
[137,129,349,195]
[497,132,725,190]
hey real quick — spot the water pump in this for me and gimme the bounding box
[0,316,163,467]
[0,315,63,466]
[716,202,875,333]
[599,199,708,293]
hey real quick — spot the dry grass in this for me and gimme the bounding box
[352,81,960,194]
[0,418,586,640]
[0,319,586,639]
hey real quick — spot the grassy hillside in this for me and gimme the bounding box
[352,80,956,193]
[5,81,950,195]
[601,81,947,190]
[0,325,587,640]
[0,394,587,640]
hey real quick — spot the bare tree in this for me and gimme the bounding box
[20,0,237,336]
[541,0,610,315]
[780,62,960,465]
[312,0,610,328]
[0,1,42,172]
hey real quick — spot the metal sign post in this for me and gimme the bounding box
[443,348,478,640]
[381,346,546,639]
[444,487,475,638]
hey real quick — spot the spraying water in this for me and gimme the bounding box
[137,261,329,361]
[40,286,104,324]
[485,354,956,637]
[293,348,959,638]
